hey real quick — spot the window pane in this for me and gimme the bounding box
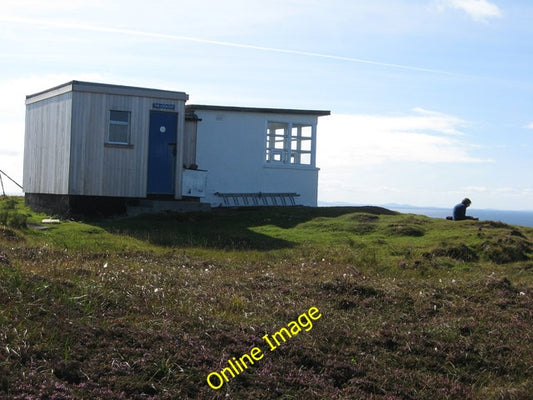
[300,139,312,151]
[300,125,312,138]
[291,139,299,150]
[110,110,129,123]
[109,124,129,143]
[274,139,285,149]
[108,110,130,144]
[300,153,311,165]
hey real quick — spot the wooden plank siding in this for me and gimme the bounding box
[25,81,188,199]
[69,92,187,198]
[23,92,72,194]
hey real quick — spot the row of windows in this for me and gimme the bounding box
[106,111,315,167]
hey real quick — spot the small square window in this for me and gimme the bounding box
[108,110,131,144]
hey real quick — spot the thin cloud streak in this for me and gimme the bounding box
[0,15,460,77]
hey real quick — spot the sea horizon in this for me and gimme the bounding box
[318,202,533,228]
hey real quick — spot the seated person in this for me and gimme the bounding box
[453,198,478,221]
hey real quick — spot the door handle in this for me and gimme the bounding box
[168,142,177,156]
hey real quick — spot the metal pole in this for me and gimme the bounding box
[0,174,5,196]
[0,169,23,190]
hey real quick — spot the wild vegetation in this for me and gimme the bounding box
[0,196,532,399]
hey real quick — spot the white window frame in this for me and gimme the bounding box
[266,121,315,166]
[107,110,131,145]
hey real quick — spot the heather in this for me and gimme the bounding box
[0,197,532,399]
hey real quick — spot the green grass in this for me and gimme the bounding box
[0,197,532,399]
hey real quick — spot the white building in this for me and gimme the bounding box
[23,81,329,215]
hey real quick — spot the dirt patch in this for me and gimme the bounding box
[345,213,379,223]
[385,224,425,237]
[432,244,479,262]
[486,276,517,293]
[481,235,532,264]
[0,228,24,242]
[321,279,384,298]
[0,251,10,266]
[348,223,376,235]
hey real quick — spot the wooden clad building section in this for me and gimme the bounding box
[23,91,73,194]
[24,81,188,203]
[68,91,186,197]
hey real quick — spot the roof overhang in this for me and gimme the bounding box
[26,80,189,105]
[186,104,330,117]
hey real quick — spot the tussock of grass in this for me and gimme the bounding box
[0,198,532,399]
[0,197,28,229]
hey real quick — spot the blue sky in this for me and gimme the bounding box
[1,0,532,210]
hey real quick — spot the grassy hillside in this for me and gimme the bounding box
[0,197,532,399]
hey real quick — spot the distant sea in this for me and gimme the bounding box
[387,207,533,228]
[318,202,533,228]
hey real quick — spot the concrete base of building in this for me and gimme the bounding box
[25,193,209,218]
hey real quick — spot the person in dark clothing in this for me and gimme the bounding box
[453,198,478,221]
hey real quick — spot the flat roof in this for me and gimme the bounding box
[25,81,330,117]
[186,104,330,117]
[26,80,189,104]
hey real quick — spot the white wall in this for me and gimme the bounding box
[194,109,320,207]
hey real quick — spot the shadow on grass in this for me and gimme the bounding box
[95,206,397,251]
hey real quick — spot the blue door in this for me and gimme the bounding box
[147,111,178,194]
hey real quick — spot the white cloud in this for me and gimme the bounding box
[525,122,533,130]
[316,109,498,207]
[435,0,502,22]
[317,108,487,168]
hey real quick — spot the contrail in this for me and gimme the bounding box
[3,15,456,76]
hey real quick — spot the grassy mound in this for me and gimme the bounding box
[0,198,532,399]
